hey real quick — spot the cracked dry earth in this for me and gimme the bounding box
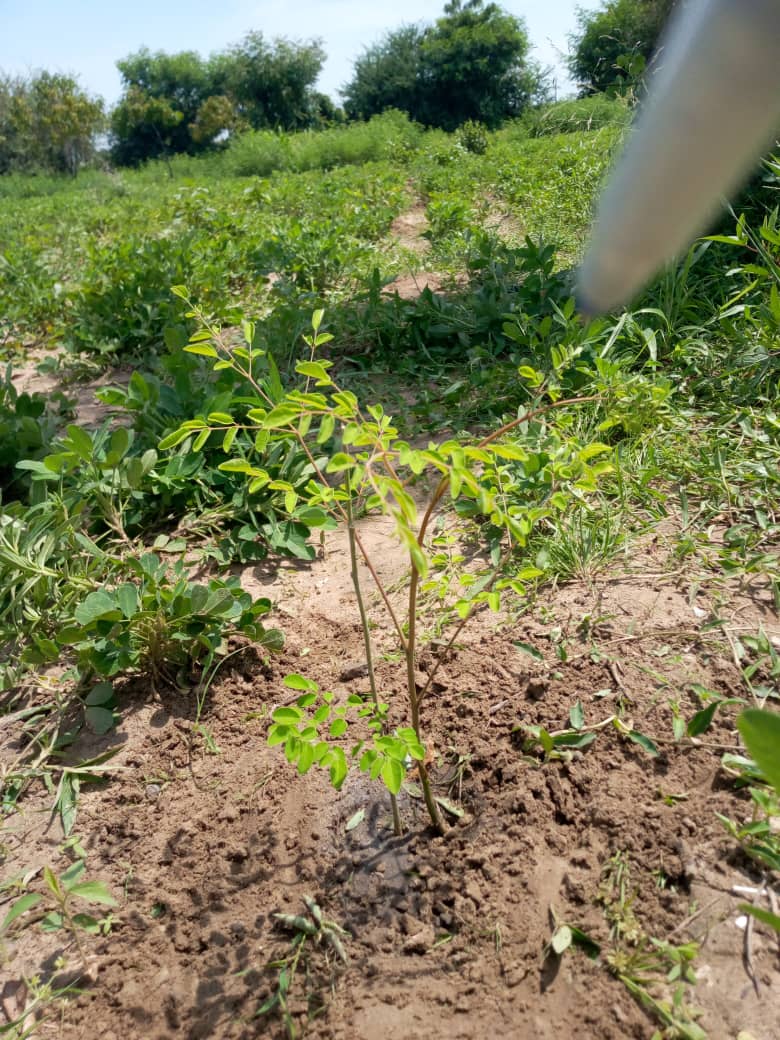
[2,505,780,1039]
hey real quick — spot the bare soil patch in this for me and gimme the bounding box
[10,352,130,428]
[2,516,779,1039]
[389,203,430,257]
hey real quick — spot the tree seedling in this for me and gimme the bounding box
[165,299,613,833]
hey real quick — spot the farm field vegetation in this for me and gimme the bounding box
[0,11,779,1038]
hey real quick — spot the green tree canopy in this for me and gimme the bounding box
[568,0,679,97]
[342,26,425,123]
[209,32,326,131]
[343,1,545,130]
[0,71,104,175]
[110,33,326,166]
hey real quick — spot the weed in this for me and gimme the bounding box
[256,896,349,1039]
[598,853,706,1040]
[1,859,117,967]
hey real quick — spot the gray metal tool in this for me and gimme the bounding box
[577,0,780,316]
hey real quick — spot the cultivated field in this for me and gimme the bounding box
[1,109,778,1039]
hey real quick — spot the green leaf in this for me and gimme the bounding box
[267,725,289,747]
[85,705,116,735]
[272,706,303,724]
[158,427,193,450]
[71,913,101,934]
[569,925,601,959]
[552,731,597,749]
[283,674,317,692]
[296,743,315,775]
[43,865,62,900]
[192,429,210,452]
[184,342,218,358]
[65,425,93,459]
[538,728,555,756]
[329,718,348,738]
[739,903,780,934]
[513,641,543,661]
[317,413,336,444]
[687,702,719,738]
[569,701,584,730]
[67,881,117,906]
[264,404,300,429]
[85,682,114,706]
[1,892,43,932]
[116,583,138,619]
[40,911,64,932]
[325,452,355,473]
[74,590,121,625]
[738,709,780,794]
[381,757,404,795]
[296,361,332,384]
[626,730,659,757]
[59,860,86,888]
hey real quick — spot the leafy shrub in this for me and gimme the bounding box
[457,120,488,155]
[0,366,69,499]
[58,554,282,686]
[524,95,631,137]
[223,110,423,178]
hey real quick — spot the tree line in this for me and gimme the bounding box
[0,0,676,176]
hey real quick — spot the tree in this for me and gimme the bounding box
[210,32,326,131]
[342,1,543,130]
[110,86,185,169]
[0,72,104,175]
[110,34,326,165]
[110,49,210,164]
[569,0,679,97]
[342,26,424,123]
[419,0,540,130]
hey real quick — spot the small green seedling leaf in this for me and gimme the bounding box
[68,881,118,907]
[1,893,43,932]
[59,860,86,888]
[687,702,719,737]
[272,706,304,724]
[86,706,116,735]
[738,709,780,794]
[40,911,64,932]
[569,925,601,959]
[569,701,584,730]
[739,903,780,934]
[513,641,543,661]
[381,757,404,795]
[283,674,318,692]
[626,730,659,757]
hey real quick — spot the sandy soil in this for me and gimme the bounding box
[2,511,779,1040]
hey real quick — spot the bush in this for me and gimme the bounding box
[524,95,631,137]
[222,111,424,178]
[0,367,69,499]
[457,120,489,155]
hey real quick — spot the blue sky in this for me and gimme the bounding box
[0,1,599,105]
